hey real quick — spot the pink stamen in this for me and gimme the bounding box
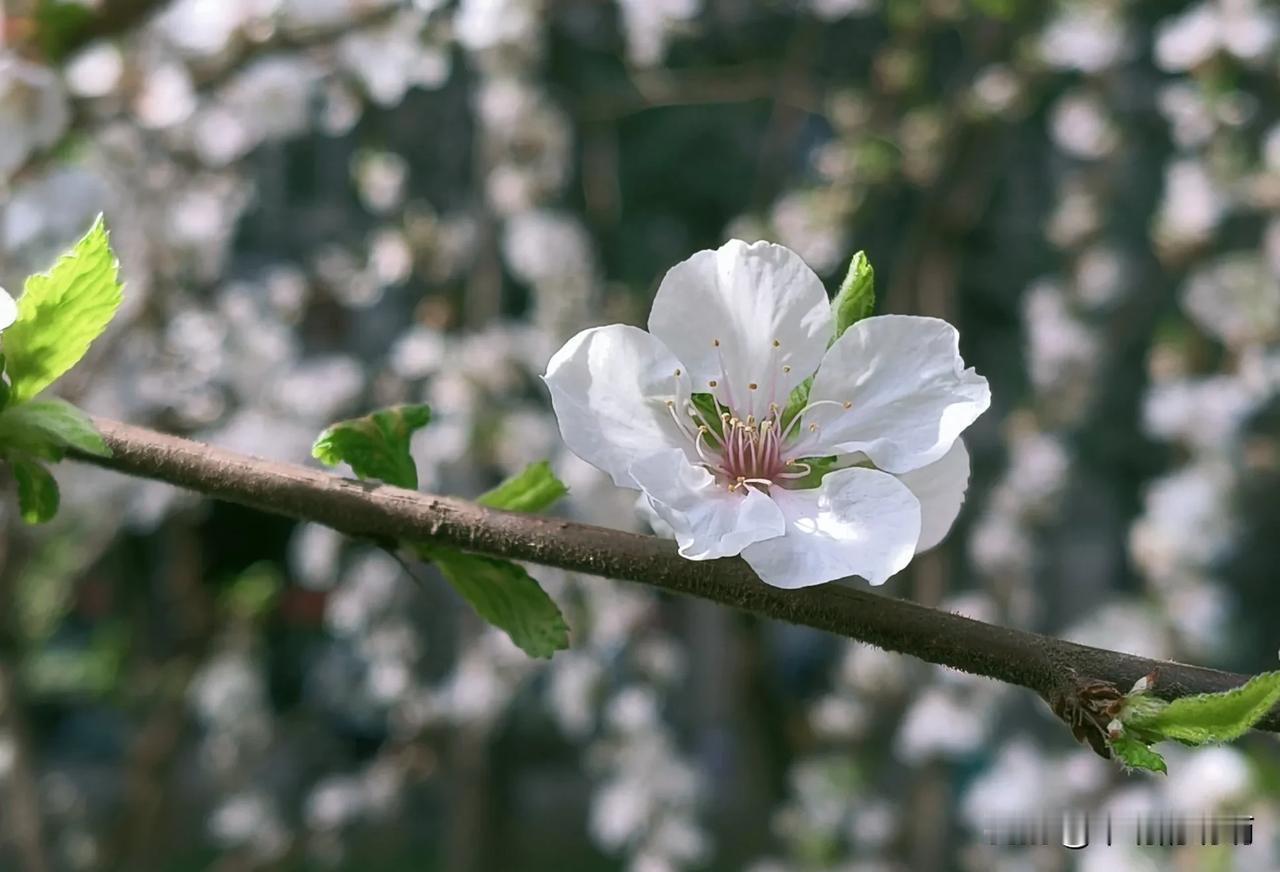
[663,363,850,490]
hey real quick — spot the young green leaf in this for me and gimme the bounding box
[782,454,841,490]
[831,250,874,339]
[1126,671,1280,745]
[779,376,813,431]
[0,398,110,461]
[4,215,124,403]
[689,393,726,439]
[423,546,569,658]
[312,404,432,490]
[478,461,568,514]
[1108,735,1167,774]
[12,459,59,524]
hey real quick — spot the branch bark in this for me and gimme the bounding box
[70,417,1280,741]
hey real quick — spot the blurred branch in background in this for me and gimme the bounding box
[72,417,1280,743]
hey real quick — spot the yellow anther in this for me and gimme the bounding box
[808,423,818,432]
[843,401,852,409]
[748,383,758,390]
[713,339,721,347]
[772,339,780,348]
[708,379,718,388]
[782,365,792,373]
[674,368,681,376]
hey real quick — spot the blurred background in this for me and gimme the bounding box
[1,0,1279,869]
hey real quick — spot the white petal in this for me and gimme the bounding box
[741,467,921,589]
[629,449,785,560]
[897,439,970,553]
[0,288,16,332]
[647,240,832,418]
[543,325,694,488]
[802,315,990,473]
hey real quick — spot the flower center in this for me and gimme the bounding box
[662,337,853,491]
[714,411,788,487]
[665,394,848,492]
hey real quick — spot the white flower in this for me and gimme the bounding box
[0,288,16,332]
[543,240,990,589]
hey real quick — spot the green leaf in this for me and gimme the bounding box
[478,461,568,514]
[22,625,125,697]
[424,546,569,658]
[312,404,432,489]
[784,454,841,490]
[1127,671,1280,745]
[0,354,10,412]
[831,250,875,340]
[5,215,123,403]
[970,0,1020,19]
[689,393,726,438]
[33,0,95,62]
[1109,735,1167,774]
[12,459,59,524]
[0,398,110,461]
[779,376,813,431]
[222,562,282,620]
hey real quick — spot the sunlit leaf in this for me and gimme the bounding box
[831,250,874,340]
[5,215,123,403]
[478,461,568,514]
[312,404,432,490]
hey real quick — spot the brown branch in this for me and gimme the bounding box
[69,417,1280,745]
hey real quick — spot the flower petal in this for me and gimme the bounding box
[740,467,921,589]
[629,449,786,560]
[801,315,990,474]
[648,240,832,418]
[897,439,970,553]
[0,288,16,332]
[543,325,694,488]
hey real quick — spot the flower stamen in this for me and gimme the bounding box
[663,370,855,491]
[778,398,846,443]
[665,399,699,442]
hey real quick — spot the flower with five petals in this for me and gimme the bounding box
[543,240,990,589]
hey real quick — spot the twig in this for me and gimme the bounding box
[68,417,1280,743]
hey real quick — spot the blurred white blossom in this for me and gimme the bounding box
[0,56,70,179]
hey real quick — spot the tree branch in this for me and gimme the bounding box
[69,418,1280,741]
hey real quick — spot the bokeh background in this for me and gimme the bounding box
[1,0,1280,869]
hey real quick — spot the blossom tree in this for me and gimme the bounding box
[2,1,1280,870]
